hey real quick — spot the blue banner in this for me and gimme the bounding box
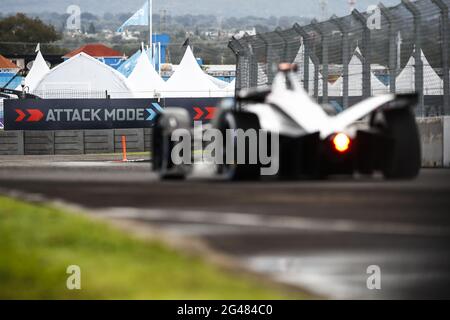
[3,98,221,131]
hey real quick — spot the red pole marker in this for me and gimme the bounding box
[121,135,128,162]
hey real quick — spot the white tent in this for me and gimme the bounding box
[163,46,221,98]
[226,79,236,90]
[396,49,443,95]
[208,75,229,89]
[33,53,133,98]
[293,45,323,96]
[18,50,50,92]
[127,50,165,98]
[223,79,236,96]
[328,76,343,96]
[329,47,389,96]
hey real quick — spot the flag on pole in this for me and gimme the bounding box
[117,2,149,32]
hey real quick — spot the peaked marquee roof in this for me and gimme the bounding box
[396,49,443,95]
[164,46,220,98]
[34,52,132,98]
[21,50,50,92]
[293,45,323,96]
[328,47,388,96]
[63,43,124,59]
[127,50,165,97]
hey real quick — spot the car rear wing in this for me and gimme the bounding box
[236,86,272,103]
[322,93,419,138]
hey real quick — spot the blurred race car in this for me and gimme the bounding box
[152,64,421,181]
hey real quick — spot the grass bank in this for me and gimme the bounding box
[0,196,305,299]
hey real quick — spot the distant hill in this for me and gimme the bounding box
[3,0,400,18]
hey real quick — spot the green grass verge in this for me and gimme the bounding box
[0,196,304,299]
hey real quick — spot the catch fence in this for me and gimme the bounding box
[229,0,450,116]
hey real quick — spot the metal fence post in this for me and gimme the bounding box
[278,28,303,65]
[258,34,276,84]
[431,0,449,115]
[352,9,372,99]
[312,19,329,104]
[293,23,312,93]
[258,32,285,84]
[228,36,245,93]
[379,3,398,94]
[311,55,320,100]
[242,35,259,88]
[275,29,289,63]
[256,33,270,85]
[229,36,248,91]
[402,0,424,116]
[330,15,350,109]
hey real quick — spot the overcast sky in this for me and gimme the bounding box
[3,0,401,17]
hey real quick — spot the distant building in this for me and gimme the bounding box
[0,54,19,73]
[203,65,236,82]
[0,54,21,89]
[118,30,140,41]
[7,54,62,71]
[151,34,170,67]
[63,44,127,69]
[233,28,257,39]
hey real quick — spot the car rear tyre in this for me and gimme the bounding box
[152,108,191,180]
[216,110,262,181]
[381,108,421,179]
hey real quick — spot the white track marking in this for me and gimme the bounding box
[95,208,450,237]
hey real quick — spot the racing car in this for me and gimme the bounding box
[152,63,421,181]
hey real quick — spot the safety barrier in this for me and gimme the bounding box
[0,128,152,155]
[417,116,450,167]
[0,121,449,168]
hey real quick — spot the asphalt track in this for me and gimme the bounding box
[1,154,450,299]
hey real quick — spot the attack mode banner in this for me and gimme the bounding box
[3,98,221,130]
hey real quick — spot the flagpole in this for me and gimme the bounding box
[149,0,153,59]
[158,41,161,75]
